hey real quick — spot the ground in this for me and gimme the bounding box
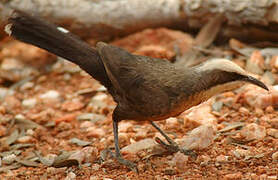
[0,28,277,179]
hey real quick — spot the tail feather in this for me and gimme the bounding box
[6,10,111,88]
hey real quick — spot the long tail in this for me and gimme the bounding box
[5,10,111,88]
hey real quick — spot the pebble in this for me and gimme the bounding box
[180,125,215,150]
[233,148,250,158]
[22,98,37,108]
[171,152,189,171]
[15,114,25,120]
[240,123,266,141]
[243,85,278,109]
[55,114,76,124]
[165,117,179,129]
[45,154,57,165]
[118,122,133,132]
[199,155,211,166]
[20,81,35,91]
[216,155,229,163]
[80,121,95,130]
[121,138,157,154]
[272,151,278,161]
[183,102,218,129]
[17,135,33,143]
[40,90,60,99]
[61,99,84,112]
[245,50,265,75]
[0,88,13,100]
[1,57,24,70]
[77,113,105,123]
[3,96,21,111]
[269,118,278,128]
[267,128,278,138]
[224,172,243,180]
[2,154,16,165]
[69,147,98,164]
[0,125,7,136]
[86,127,105,138]
[261,71,276,85]
[26,129,35,136]
[65,172,76,180]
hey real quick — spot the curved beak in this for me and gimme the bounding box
[242,75,269,91]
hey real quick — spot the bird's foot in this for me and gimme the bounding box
[100,148,138,173]
[155,137,197,159]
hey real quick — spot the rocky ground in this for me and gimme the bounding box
[0,28,277,179]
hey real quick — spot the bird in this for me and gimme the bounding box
[5,10,268,172]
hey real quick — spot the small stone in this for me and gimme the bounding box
[26,129,35,136]
[183,103,218,129]
[118,122,133,132]
[224,172,243,180]
[15,114,25,120]
[55,114,76,124]
[20,82,35,91]
[272,151,278,161]
[246,50,265,75]
[61,99,84,112]
[172,152,189,171]
[80,121,95,130]
[216,155,229,163]
[77,113,105,123]
[22,98,37,108]
[69,147,98,164]
[199,155,211,166]
[65,172,76,180]
[269,118,278,128]
[268,176,278,180]
[121,138,156,154]
[0,125,7,136]
[267,128,278,138]
[40,90,60,99]
[233,148,251,158]
[86,127,105,138]
[134,45,175,60]
[3,96,21,111]
[17,135,33,143]
[2,154,16,165]
[243,85,278,109]
[165,117,179,129]
[261,71,276,85]
[238,107,249,115]
[180,125,215,150]
[1,58,24,70]
[265,106,274,113]
[240,123,266,141]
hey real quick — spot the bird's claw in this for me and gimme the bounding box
[155,137,197,159]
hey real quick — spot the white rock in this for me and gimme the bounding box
[267,128,278,138]
[240,123,266,141]
[171,152,189,171]
[22,98,37,108]
[91,93,107,101]
[118,122,133,132]
[65,172,76,180]
[15,114,25,120]
[183,102,218,128]
[166,117,179,129]
[1,58,24,70]
[20,82,35,91]
[69,147,97,164]
[40,90,60,99]
[179,125,215,150]
[121,138,157,154]
[17,135,33,143]
[216,155,229,162]
[233,148,251,158]
[272,151,278,161]
[2,154,16,165]
[26,129,35,136]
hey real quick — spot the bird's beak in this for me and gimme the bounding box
[242,75,269,91]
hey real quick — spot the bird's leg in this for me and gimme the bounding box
[107,119,138,173]
[150,121,197,158]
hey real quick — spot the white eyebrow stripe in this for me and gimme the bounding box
[57,27,69,33]
[4,24,13,36]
